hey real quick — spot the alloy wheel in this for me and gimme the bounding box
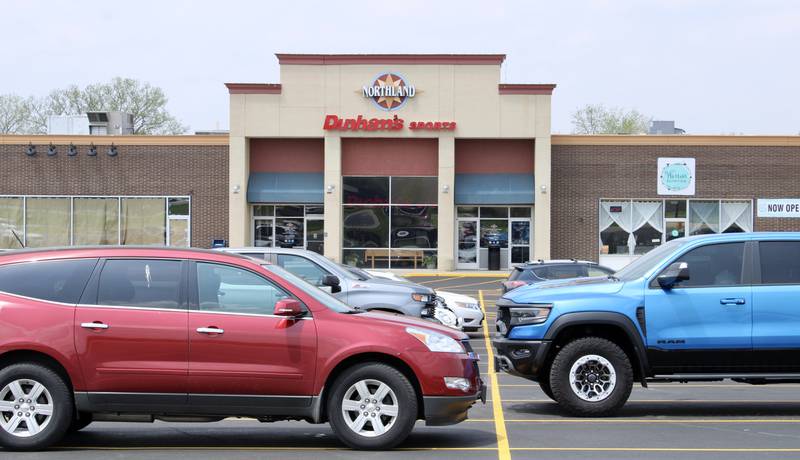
[340,379,399,437]
[568,354,617,402]
[0,379,54,437]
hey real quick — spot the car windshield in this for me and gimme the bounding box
[340,263,371,281]
[262,264,356,313]
[614,239,689,281]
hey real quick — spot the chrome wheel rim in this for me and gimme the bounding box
[0,379,54,437]
[341,379,398,437]
[568,354,616,402]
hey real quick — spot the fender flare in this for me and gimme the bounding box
[544,311,650,384]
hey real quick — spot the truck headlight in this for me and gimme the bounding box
[411,293,434,303]
[406,327,464,353]
[509,304,552,326]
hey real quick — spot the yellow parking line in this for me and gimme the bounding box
[499,399,800,403]
[416,275,466,285]
[444,280,503,290]
[469,418,800,423]
[479,289,511,460]
[510,447,800,453]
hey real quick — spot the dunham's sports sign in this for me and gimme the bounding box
[363,73,415,111]
[323,114,456,132]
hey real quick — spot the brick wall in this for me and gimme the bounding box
[0,143,228,248]
[551,144,800,261]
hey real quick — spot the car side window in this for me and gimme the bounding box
[239,253,266,260]
[587,266,613,277]
[668,242,745,288]
[196,262,292,315]
[276,254,328,286]
[536,265,585,280]
[759,241,800,285]
[97,259,183,309]
[0,258,97,304]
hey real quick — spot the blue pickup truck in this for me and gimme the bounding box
[493,232,800,416]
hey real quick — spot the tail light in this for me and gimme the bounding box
[503,281,527,292]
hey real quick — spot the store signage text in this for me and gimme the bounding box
[363,72,415,111]
[323,114,456,132]
[657,157,695,196]
[757,199,800,218]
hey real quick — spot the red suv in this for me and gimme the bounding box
[0,247,484,451]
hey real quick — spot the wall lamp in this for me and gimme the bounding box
[47,143,57,156]
[232,184,241,194]
[88,143,97,156]
[442,184,450,193]
[26,143,36,156]
[107,144,118,157]
[540,184,547,194]
[68,143,78,156]
[326,184,336,194]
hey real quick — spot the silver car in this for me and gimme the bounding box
[219,247,437,317]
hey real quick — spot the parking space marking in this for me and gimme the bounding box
[416,276,468,285]
[479,289,511,460]
[499,399,800,403]
[508,447,800,453]
[498,418,800,423]
[442,280,504,290]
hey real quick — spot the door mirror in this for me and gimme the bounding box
[321,274,341,294]
[657,262,690,290]
[274,298,304,317]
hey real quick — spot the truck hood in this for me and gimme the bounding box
[505,276,624,303]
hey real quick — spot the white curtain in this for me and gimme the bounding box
[720,201,752,232]
[630,201,664,254]
[689,201,720,235]
[600,201,632,252]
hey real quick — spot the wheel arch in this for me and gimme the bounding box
[0,349,77,393]
[543,312,650,385]
[318,352,424,423]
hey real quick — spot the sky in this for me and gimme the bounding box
[2,0,799,135]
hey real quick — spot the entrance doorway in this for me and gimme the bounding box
[457,219,479,269]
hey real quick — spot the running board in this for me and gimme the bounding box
[651,373,800,382]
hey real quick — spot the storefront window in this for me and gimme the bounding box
[480,207,509,219]
[480,220,508,248]
[0,197,24,249]
[0,196,190,249]
[511,207,532,218]
[74,197,119,245]
[457,206,479,217]
[600,199,752,258]
[343,177,389,204]
[276,205,304,217]
[343,176,437,268]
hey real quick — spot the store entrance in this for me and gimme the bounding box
[456,206,533,270]
[457,219,479,269]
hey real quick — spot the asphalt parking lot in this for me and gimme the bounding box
[8,274,800,459]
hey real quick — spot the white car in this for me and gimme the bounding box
[365,270,485,332]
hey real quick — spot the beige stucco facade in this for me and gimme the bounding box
[228,54,554,270]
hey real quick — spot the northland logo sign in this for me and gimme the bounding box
[362,72,415,111]
[657,157,695,196]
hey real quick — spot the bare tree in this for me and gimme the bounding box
[572,104,651,134]
[0,78,188,135]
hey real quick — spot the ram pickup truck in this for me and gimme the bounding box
[493,233,800,416]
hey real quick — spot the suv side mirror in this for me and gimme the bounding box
[322,274,341,294]
[274,298,304,317]
[657,262,690,290]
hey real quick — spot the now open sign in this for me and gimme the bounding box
[758,199,800,218]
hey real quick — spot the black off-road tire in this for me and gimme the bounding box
[538,377,556,401]
[549,337,633,416]
[327,363,418,450]
[0,363,74,451]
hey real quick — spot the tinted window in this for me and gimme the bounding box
[760,241,800,285]
[98,259,183,309]
[587,266,614,277]
[276,254,328,286]
[669,243,745,288]
[0,259,96,304]
[390,177,437,204]
[534,265,586,280]
[197,263,292,315]
[343,177,389,204]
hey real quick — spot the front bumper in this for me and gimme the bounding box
[492,336,551,380]
[423,379,486,426]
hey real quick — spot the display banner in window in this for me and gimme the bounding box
[657,158,695,196]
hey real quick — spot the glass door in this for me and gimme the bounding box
[510,219,531,267]
[306,218,324,255]
[457,219,479,269]
[253,218,274,247]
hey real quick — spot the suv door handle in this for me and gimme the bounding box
[196,327,224,335]
[720,298,746,305]
[80,322,109,330]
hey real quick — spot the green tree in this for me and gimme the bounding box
[0,77,187,135]
[571,104,651,134]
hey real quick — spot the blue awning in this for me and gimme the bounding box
[455,173,535,205]
[247,172,324,203]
